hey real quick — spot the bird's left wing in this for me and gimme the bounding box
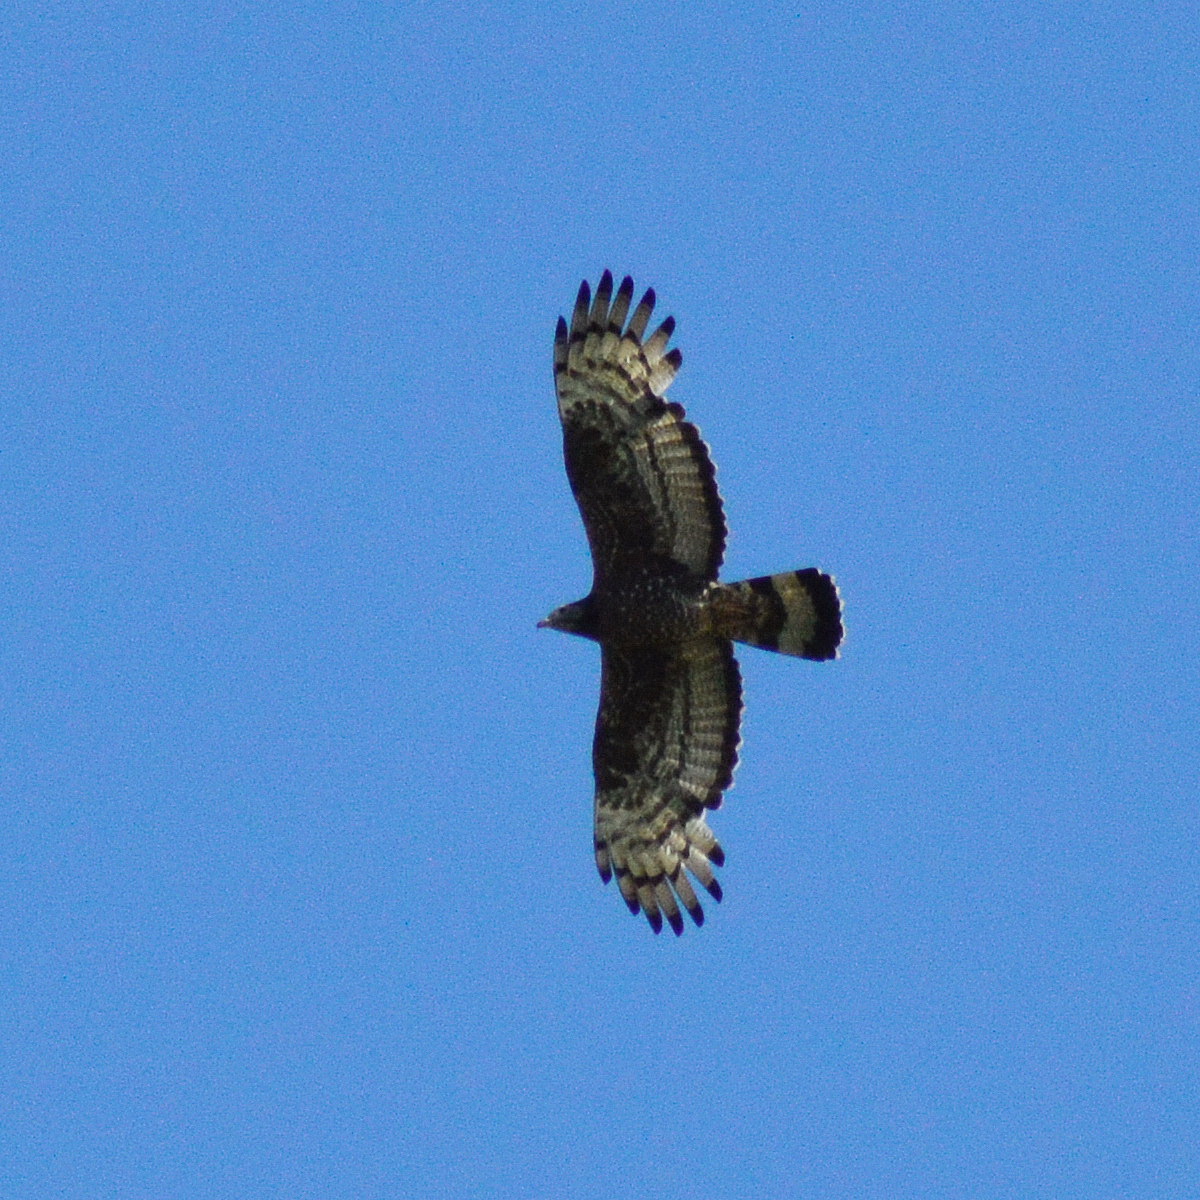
[554,272,727,586]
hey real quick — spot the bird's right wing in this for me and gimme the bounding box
[592,637,742,935]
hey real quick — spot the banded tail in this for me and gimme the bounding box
[709,568,843,660]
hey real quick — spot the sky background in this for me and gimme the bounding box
[3,3,1198,1197]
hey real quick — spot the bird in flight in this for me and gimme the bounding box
[541,272,843,934]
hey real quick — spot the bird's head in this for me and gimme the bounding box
[538,596,599,639]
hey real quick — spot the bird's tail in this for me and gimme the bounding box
[708,568,843,660]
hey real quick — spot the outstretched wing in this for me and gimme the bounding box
[553,272,726,585]
[593,637,742,934]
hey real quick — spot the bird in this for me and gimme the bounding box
[541,271,843,934]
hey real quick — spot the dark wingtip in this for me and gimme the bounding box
[665,909,684,936]
[645,907,663,934]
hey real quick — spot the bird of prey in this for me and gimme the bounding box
[541,272,842,934]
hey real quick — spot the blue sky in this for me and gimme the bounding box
[3,3,1198,1197]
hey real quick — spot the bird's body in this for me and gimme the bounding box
[543,562,707,645]
[542,272,843,934]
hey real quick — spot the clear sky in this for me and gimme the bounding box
[3,3,1198,1197]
